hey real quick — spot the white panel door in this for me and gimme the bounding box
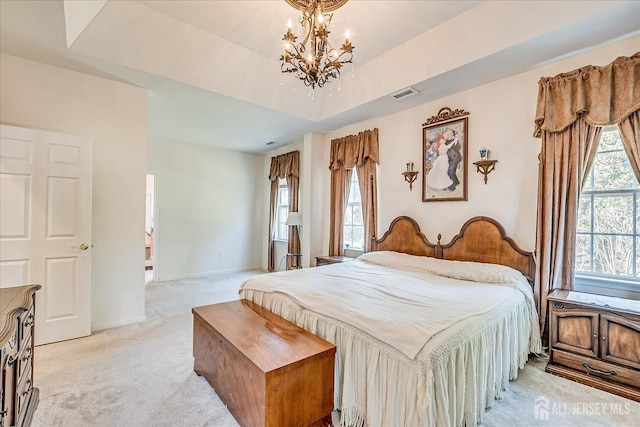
[0,124,92,345]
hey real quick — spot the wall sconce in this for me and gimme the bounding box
[402,161,419,191]
[472,147,497,184]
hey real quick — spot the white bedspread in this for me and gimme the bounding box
[240,254,530,359]
[239,252,542,427]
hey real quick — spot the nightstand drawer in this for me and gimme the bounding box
[553,349,640,389]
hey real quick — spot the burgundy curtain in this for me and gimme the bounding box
[329,128,379,256]
[267,151,300,272]
[533,53,639,341]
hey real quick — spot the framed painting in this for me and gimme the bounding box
[422,107,469,202]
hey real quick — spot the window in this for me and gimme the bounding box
[344,170,364,251]
[276,181,289,241]
[575,128,640,296]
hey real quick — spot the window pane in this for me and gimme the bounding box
[279,189,289,208]
[575,234,592,273]
[279,207,288,222]
[593,196,633,234]
[353,204,363,226]
[344,169,364,250]
[353,226,364,249]
[593,151,637,191]
[278,223,288,240]
[575,128,640,283]
[344,226,353,248]
[593,235,633,277]
[598,129,623,151]
[583,167,594,192]
[576,197,591,233]
[344,206,353,225]
[637,237,640,279]
[348,183,357,203]
[352,184,361,204]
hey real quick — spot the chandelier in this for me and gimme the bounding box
[280,0,354,89]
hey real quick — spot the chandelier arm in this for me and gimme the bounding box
[288,43,306,61]
[300,12,312,47]
[280,0,353,91]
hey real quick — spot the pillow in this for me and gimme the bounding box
[358,251,528,287]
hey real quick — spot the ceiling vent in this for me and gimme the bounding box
[390,87,420,100]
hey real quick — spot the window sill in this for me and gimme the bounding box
[574,274,640,300]
[344,248,363,258]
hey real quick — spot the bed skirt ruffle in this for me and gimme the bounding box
[239,289,534,427]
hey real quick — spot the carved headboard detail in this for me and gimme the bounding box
[371,216,535,282]
[371,216,437,257]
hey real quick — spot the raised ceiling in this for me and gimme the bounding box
[1,0,639,152]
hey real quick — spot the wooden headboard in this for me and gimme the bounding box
[371,216,535,282]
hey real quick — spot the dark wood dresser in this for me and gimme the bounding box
[1,285,40,427]
[546,290,640,401]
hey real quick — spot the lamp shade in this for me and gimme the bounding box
[286,212,302,226]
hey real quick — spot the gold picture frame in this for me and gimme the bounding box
[422,107,469,202]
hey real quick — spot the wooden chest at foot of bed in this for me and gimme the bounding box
[192,299,336,427]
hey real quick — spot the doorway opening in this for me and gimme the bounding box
[145,173,156,284]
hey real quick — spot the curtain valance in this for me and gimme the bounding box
[534,52,640,137]
[269,151,300,181]
[329,128,379,170]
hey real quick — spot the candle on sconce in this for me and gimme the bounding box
[479,148,489,160]
[406,162,411,171]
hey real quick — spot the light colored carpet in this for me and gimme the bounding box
[32,271,639,427]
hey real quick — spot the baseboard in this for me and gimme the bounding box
[92,314,147,331]
[159,266,264,282]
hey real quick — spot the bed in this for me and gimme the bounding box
[239,216,542,426]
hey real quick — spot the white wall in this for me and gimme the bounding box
[147,137,263,280]
[316,37,640,255]
[0,53,148,330]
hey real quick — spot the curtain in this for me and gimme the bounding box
[618,110,640,182]
[267,179,279,272]
[534,53,640,137]
[329,128,379,256]
[344,168,354,213]
[286,173,300,269]
[329,167,346,256]
[356,161,378,253]
[533,52,639,341]
[535,120,601,340]
[267,151,300,272]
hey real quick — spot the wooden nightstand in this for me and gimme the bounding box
[315,255,355,267]
[546,290,640,402]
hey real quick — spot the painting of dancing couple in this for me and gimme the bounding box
[422,107,469,202]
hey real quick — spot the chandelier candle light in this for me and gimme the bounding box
[280,0,354,90]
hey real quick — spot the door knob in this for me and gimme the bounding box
[79,243,89,250]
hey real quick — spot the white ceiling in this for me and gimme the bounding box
[1,0,639,152]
